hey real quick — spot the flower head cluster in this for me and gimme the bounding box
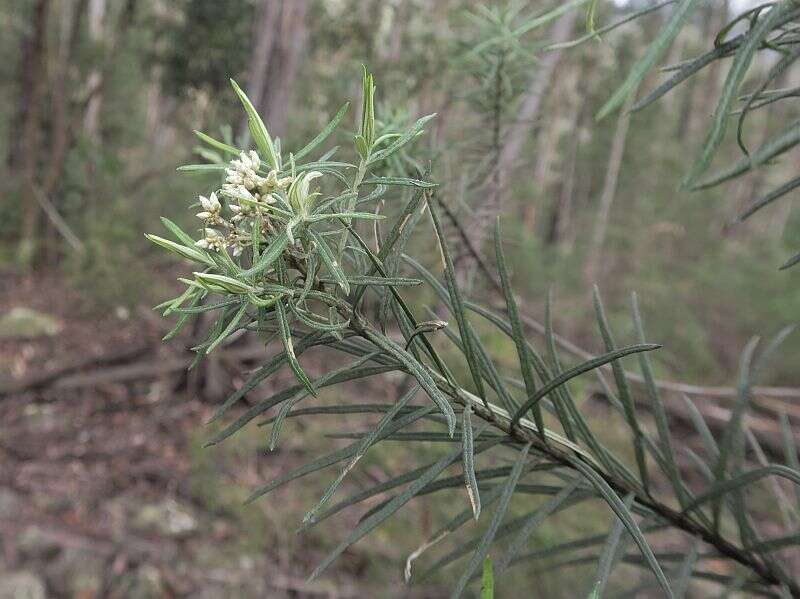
[192,151,296,258]
[195,227,228,253]
[195,192,222,223]
[220,150,292,223]
[224,150,263,193]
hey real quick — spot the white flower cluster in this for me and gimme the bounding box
[220,151,292,223]
[194,150,294,257]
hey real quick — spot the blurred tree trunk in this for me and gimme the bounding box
[14,0,50,268]
[82,0,138,140]
[42,0,87,263]
[263,0,308,137]
[584,90,636,284]
[83,0,106,140]
[45,0,86,195]
[458,11,576,280]
[551,127,579,248]
[246,0,282,123]
[545,86,586,248]
[544,51,588,248]
[245,0,308,140]
[524,87,562,231]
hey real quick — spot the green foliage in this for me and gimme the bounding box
[605,0,800,266]
[147,66,800,597]
[160,0,255,96]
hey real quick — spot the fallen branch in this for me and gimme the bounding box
[0,342,269,396]
[0,343,149,397]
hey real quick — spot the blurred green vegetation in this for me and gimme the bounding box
[2,0,799,593]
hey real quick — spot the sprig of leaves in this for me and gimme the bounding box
[147,66,800,598]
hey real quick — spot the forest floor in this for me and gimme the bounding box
[0,272,452,598]
[1,271,797,598]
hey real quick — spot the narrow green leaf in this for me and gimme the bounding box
[547,1,675,52]
[780,250,800,271]
[780,413,800,511]
[321,275,421,287]
[673,543,698,599]
[693,118,800,190]
[746,429,797,530]
[258,403,419,426]
[308,229,350,294]
[364,329,457,436]
[302,384,419,524]
[712,336,759,530]
[230,78,279,169]
[480,557,494,599]
[429,199,486,401]
[248,406,435,503]
[309,424,489,582]
[544,290,576,440]
[275,300,316,396]
[368,114,435,165]
[176,163,226,173]
[510,343,660,427]
[194,272,254,294]
[597,0,701,119]
[305,211,386,222]
[174,297,240,314]
[451,442,531,599]
[683,2,791,186]
[631,293,686,508]
[363,176,437,188]
[495,218,544,438]
[681,394,719,460]
[592,287,649,491]
[507,0,590,39]
[591,493,634,598]
[160,217,198,247]
[145,234,215,267]
[738,175,800,222]
[683,465,800,513]
[736,45,800,156]
[162,292,202,341]
[194,130,239,155]
[632,32,741,112]
[206,303,248,354]
[462,401,481,520]
[568,456,674,598]
[241,230,289,278]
